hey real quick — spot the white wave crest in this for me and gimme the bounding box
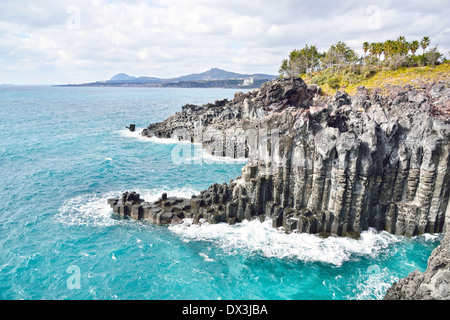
[118,127,191,145]
[322,265,400,300]
[117,127,157,143]
[56,191,120,227]
[168,218,400,267]
[415,233,440,242]
[117,128,248,164]
[147,136,192,145]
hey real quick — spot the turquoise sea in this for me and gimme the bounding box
[0,86,442,300]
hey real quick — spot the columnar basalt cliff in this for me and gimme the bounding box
[108,77,450,299]
[126,78,450,236]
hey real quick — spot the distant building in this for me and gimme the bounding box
[240,78,254,86]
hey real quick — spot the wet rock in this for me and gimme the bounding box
[126,124,136,132]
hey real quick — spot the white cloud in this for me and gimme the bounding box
[0,0,449,84]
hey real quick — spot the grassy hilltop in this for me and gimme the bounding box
[279,36,450,96]
[300,62,450,95]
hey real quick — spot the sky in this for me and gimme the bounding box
[0,0,449,85]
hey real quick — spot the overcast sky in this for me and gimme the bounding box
[1,0,449,85]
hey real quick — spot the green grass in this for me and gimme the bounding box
[300,62,450,96]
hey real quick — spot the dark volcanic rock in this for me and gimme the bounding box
[111,77,450,299]
[108,192,194,225]
[138,78,450,238]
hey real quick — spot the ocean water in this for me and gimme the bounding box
[0,85,442,300]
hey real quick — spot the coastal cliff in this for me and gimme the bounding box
[109,77,450,299]
[136,77,450,236]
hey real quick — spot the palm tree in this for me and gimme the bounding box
[396,36,408,56]
[384,40,396,60]
[420,37,431,55]
[375,42,384,62]
[367,43,374,64]
[363,42,370,64]
[380,43,386,61]
[409,40,419,56]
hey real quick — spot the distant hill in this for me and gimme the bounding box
[108,74,161,84]
[136,76,162,82]
[171,68,277,82]
[61,68,277,88]
[110,73,136,81]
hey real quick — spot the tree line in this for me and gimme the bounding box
[279,36,445,77]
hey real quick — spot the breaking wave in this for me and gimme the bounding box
[169,218,401,267]
[118,127,248,164]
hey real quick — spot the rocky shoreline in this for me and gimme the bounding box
[108,77,450,299]
[384,231,450,300]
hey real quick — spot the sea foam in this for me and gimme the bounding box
[169,218,401,267]
[118,127,190,144]
[117,128,151,142]
[57,186,401,267]
[118,127,248,164]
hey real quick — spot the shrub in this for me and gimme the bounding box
[387,54,408,70]
[425,46,443,66]
[328,77,341,89]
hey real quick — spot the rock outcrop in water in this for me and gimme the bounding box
[108,191,192,224]
[126,124,136,132]
[108,76,450,299]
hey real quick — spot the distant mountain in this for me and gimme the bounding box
[107,74,161,85]
[170,68,277,82]
[61,68,277,88]
[109,68,276,83]
[135,76,162,82]
[110,73,136,81]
